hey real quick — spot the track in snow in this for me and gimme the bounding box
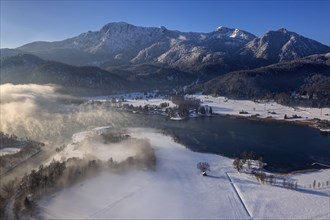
[225,172,253,219]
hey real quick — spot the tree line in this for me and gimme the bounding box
[1,145,156,219]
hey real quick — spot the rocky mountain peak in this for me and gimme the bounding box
[8,22,329,72]
[242,28,330,62]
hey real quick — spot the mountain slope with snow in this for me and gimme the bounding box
[189,53,330,106]
[1,22,329,96]
[15,22,256,72]
[9,22,328,75]
[241,28,330,62]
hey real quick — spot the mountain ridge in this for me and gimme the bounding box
[188,53,330,106]
[1,22,329,104]
[3,22,327,76]
[0,54,197,94]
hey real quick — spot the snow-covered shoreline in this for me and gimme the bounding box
[38,128,330,219]
[88,93,330,132]
[190,95,330,130]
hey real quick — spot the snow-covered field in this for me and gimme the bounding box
[0,148,20,156]
[38,128,330,219]
[89,93,330,123]
[192,95,330,121]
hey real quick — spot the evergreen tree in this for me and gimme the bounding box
[199,106,206,115]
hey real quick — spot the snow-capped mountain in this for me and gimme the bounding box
[240,28,330,62]
[14,22,257,71]
[2,22,329,79]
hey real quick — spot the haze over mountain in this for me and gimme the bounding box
[0,54,128,95]
[0,54,195,94]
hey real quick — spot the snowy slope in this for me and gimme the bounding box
[38,128,330,219]
[241,28,330,62]
[230,170,330,219]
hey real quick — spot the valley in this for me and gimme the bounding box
[1,5,330,218]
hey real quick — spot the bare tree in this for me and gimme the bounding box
[294,181,298,190]
[1,180,16,198]
[247,159,252,169]
[268,175,275,185]
[197,162,210,175]
[255,172,266,184]
[233,158,244,172]
[258,157,264,169]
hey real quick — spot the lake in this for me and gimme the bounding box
[113,111,330,173]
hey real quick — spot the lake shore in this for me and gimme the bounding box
[225,114,330,133]
[87,93,330,133]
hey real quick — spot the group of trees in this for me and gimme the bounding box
[308,180,330,189]
[251,171,300,190]
[123,103,169,114]
[233,151,263,172]
[21,161,65,194]
[0,143,43,175]
[231,151,303,190]
[0,132,20,146]
[0,160,67,218]
[101,132,130,144]
[196,106,213,115]
[166,105,213,119]
[280,179,330,191]
[250,171,330,191]
[282,179,298,189]
[2,147,157,219]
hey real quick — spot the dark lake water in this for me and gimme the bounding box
[115,112,330,173]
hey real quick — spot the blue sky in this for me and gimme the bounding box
[1,0,329,48]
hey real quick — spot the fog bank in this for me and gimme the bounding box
[0,84,122,145]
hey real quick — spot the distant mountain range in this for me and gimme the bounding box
[1,22,329,104]
[2,22,329,73]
